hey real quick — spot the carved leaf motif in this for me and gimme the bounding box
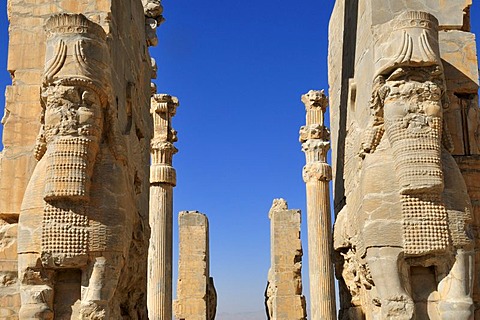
[74,40,88,73]
[394,31,413,65]
[419,30,437,62]
[44,39,67,82]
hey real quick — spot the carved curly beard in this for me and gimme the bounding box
[42,86,103,202]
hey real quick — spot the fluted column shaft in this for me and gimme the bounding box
[147,94,179,320]
[300,90,336,320]
[148,184,173,319]
[305,176,336,319]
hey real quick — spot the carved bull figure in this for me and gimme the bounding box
[334,11,475,320]
[17,14,144,319]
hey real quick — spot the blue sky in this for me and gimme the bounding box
[153,0,333,314]
[1,0,479,317]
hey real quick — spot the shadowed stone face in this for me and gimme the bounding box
[380,67,445,195]
[40,85,103,203]
[43,86,103,140]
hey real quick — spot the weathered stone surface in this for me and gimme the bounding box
[441,30,480,156]
[265,199,306,320]
[1,0,155,317]
[455,155,480,319]
[330,5,479,319]
[0,222,19,319]
[299,90,336,320]
[148,94,178,320]
[174,211,217,320]
[370,0,471,29]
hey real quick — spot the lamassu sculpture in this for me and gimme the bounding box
[334,11,475,320]
[17,13,146,319]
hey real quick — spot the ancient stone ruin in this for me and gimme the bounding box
[330,1,480,319]
[300,89,337,320]
[148,93,178,320]
[265,199,306,320]
[0,0,158,316]
[0,0,479,319]
[173,211,217,320]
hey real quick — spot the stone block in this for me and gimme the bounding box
[174,211,216,320]
[440,30,479,92]
[7,29,46,72]
[266,199,306,320]
[371,0,471,28]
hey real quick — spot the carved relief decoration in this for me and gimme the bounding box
[334,11,475,319]
[34,14,111,267]
[150,94,178,186]
[300,90,331,183]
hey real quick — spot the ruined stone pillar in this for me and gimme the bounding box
[265,199,306,320]
[148,94,178,320]
[174,211,217,320]
[300,90,336,320]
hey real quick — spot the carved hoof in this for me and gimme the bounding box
[19,304,53,320]
[438,300,474,320]
[382,295,414,320]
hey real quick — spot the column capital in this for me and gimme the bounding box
[301,89,328,111]
[301,89,328,126]
[299,124,330,143]
[151,94,179,117]
[150,94,178,185]
[302,139,330,163]
[151,164,176,186]
[303,162,332,182]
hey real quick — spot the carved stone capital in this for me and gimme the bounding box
[151,141,178,154]
[301,89,328,126]
[299,124,330,143]
[301,89,328,111]
[301,139,330,163]
[151,141,178,167]
[151,94,179,116]
[302,162,332,182]
[151,94,179,144]
[150,164,176,186]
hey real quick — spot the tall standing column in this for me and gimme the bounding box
[148,94,179,320]
[300,90,336,320]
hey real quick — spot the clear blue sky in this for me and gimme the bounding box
[153,0,333,315]
[0,1,479,317]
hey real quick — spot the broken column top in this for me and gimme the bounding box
[179,211,209,226]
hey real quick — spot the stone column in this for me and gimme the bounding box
[300,90,336,320]
[174,211,217,320]
[265,199,306,320]
[148,94,179,320]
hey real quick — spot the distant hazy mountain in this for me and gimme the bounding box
[216,310,265,320]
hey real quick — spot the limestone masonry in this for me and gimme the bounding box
[330,1,480,319]
[1,0,480,319]
[300,90,337,320]
[265,199,306,320]
[148,93,178,320]
[173,211,217,320]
